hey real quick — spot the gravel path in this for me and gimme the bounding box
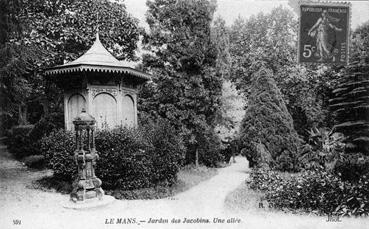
[0,144,368,229]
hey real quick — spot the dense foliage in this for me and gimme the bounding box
[298,128,344,170]
[350,21,369,64]
[239,67,301,171]
[41,121,185,190]
[140,0,223,166]
[211,18,246,142]
[6,114,63,158]
[6,125,37,158]
[229,7,335,140]
[229,7,297,90]
[248,168,369,216]
[248,123,369,216]
[0,0,140,131]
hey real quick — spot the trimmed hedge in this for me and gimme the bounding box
[41,120,185,190]
[248,168,369,216]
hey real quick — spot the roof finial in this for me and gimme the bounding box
[96,11,100,40]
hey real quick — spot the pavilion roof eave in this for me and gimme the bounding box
[44,63,151,81]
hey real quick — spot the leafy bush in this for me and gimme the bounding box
[41,121,185,190]
[197,127,224,167]
[299,128,369,182]
[334,153,369,182]
[94,127,150,189]
[6,125,37,158]
[6,114,64,159]
[29,114,64,144]
[142,120,186,184]
[275,149,300,172]
[248,168,369,216]
[299,128,345,171]
[41,129,76,180]
[0,113,17,137]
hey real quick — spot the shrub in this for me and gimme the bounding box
[41,121,185,190]
[142,120,185,184]
[6,114,64,159]
[275,150,300,172]
[0,113,17,137]
[300,128,369,182]
[334,153,369,182]
[6,125,37,158]
[248,168,369,216]
[29,114,64,146]
[95,127,153,190]
[41,129,75,180]
[197,127,224,167]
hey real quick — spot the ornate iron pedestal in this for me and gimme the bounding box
[70,109,104,203]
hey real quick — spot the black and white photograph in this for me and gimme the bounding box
[0,0,368,228]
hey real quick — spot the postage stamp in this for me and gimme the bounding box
[298,1,351,65]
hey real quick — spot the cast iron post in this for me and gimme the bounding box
[70,108,104,202]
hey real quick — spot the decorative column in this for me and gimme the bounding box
[70,108,104,202]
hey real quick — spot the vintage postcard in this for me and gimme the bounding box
[1,0,368,229]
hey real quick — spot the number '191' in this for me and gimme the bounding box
[13,219,21,225]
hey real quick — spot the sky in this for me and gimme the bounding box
[124,0,369,30]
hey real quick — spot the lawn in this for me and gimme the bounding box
[224,181,265,212]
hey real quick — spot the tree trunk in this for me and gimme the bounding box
[18,104,28,125]
[41,99,49,118]
[195,149,199,167]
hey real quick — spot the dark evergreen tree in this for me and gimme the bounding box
[239,67,301,171]
[140,0,223,166]
[330,63,369,154]
[330,22,369,154]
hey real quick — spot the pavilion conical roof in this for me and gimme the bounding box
[64,33,120,66]
[45,33,150,81]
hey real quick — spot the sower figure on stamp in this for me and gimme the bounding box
[308,10,342,62]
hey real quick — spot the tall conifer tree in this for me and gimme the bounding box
[239,67,301,171]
